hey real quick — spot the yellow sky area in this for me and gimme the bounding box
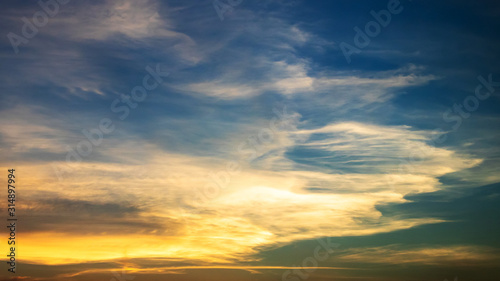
[19,230,263,265]
[0,122,486,267]
[14,185,444,267]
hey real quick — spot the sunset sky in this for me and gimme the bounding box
[1,0,500,280]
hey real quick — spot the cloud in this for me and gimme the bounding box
[0,106,73,162]
[9,196,181,236]
[0,2,497,279]
[3,114,482,267]
[292,121,480,177]
[336,245,500,266]
[182,58,435,102]
[49,0,189,41]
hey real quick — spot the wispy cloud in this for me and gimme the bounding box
[1,0,499,280]
[336,245,500,266]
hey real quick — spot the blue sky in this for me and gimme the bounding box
[1,0,500,280]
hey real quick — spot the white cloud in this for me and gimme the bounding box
[57,0,185,40]
[12,119,483,265]
[183,58,436,103]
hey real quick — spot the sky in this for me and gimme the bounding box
[1,0,500,280]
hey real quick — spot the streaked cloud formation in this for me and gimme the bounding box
[1,0,500,280]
